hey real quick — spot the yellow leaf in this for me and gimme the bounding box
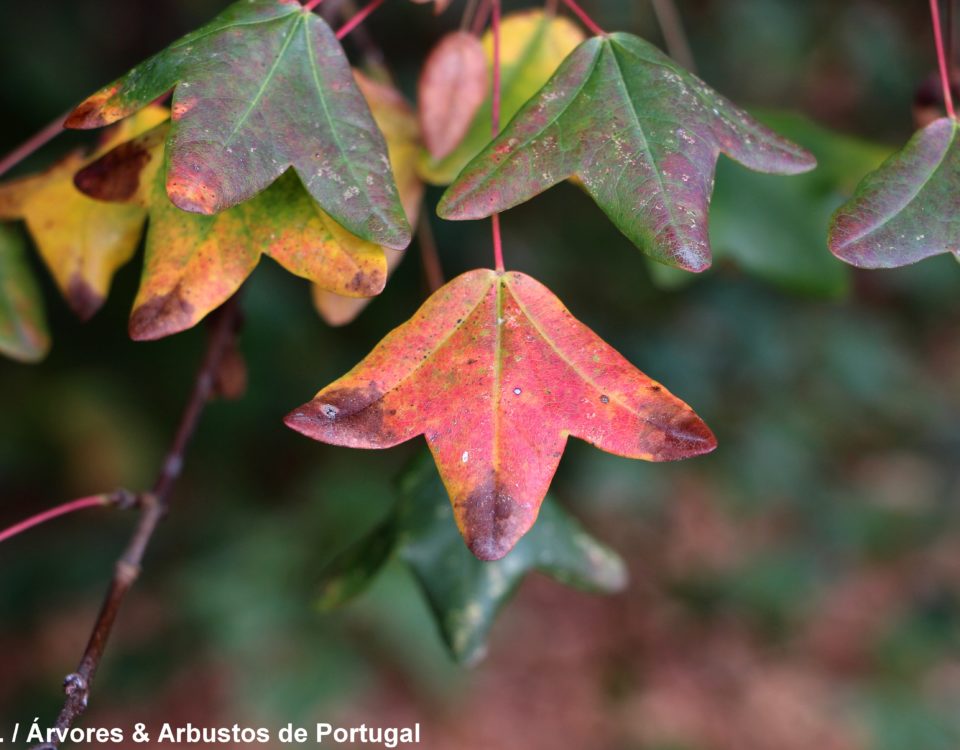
[0,106,169,319]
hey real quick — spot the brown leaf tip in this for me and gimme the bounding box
[75,139,154,202]
[65,85,122,129]
[458,479,529,561]
[66,274,105,322]
[285,383,394,446]
[128,288,195,341]
[655,410,718,460]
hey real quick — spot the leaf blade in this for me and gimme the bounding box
[67,0,411,249]
[287,270,715,560]
[438,33,816,271]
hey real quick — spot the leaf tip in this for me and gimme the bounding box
[65,85,124,130]
[66,274,105,322]
[128,290,196,341]
[458,481,534,561]
[166,160,225,216]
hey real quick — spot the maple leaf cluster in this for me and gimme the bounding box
[0,0,833,561]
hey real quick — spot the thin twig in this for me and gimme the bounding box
[303,0,325,12]
[0,110,68,179]
[418,206,445,293]
[471,0,492,36]
[650,0,696,73]
[560,0,605,37]
[931,0,957,118]
[335,0,386,41]
[490,0,505,273]
[461,0,482,32]
[0,493,134,545]
[33,298,243,749]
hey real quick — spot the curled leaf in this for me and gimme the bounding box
[419,31,489,161]
[829,117,960,268]
[0,107,168,319]
[438,33,816,272]
[287,269,715,560]
[419,10,585,185]
[0,224,50,363]
[66,0,411,249]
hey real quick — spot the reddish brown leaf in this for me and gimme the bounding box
[419,32,489,161]
[287,269,715,560]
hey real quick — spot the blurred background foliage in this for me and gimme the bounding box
[2,1,960,748]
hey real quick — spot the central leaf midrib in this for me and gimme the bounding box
[223,14,301,146]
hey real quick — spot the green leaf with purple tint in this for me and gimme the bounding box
[829,117,960,268]
[438,32,816,272]
[318,451,627,665]
[65,0,410,250]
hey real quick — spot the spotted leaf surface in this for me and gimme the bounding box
[418,10,584,185]
[287,269,715,560]
[0,107,168,319]
[313,73,424,327]
[66,0,410,250]
[77,125,387,340]
[0,225,49,363]
[829,117,960,268]
[319,451,627,664]
[438,33,816,272]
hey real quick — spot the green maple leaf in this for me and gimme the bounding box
[66,0,410,250]
[438,33,816,272]
[829,117,960,268]
[0,224,50,363]
[318,451,627,665]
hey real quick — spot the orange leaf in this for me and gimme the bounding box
[287,269,715,560]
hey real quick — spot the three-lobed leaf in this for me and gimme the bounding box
[319,451,627,665]
[0,107,168,319]
[418,10,585,185]
[438,32,816,272]
[287,269,715,560]
[829,117,960,268]
[67,0,410,250]
[77,124,388,341]
[0,224,50,363]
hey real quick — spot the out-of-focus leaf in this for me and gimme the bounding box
[439,33,816,272]
[419,31,489,161]
[313,73,425,327]
[829,117,960,268]
[0,224,50,363]
[66,0,411,250]
[318,451,627,665]
[286,269,715,560]
[77,125,387,341]
[418,10,584,185]
[0,107,168,319]
[710,112,890,296]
